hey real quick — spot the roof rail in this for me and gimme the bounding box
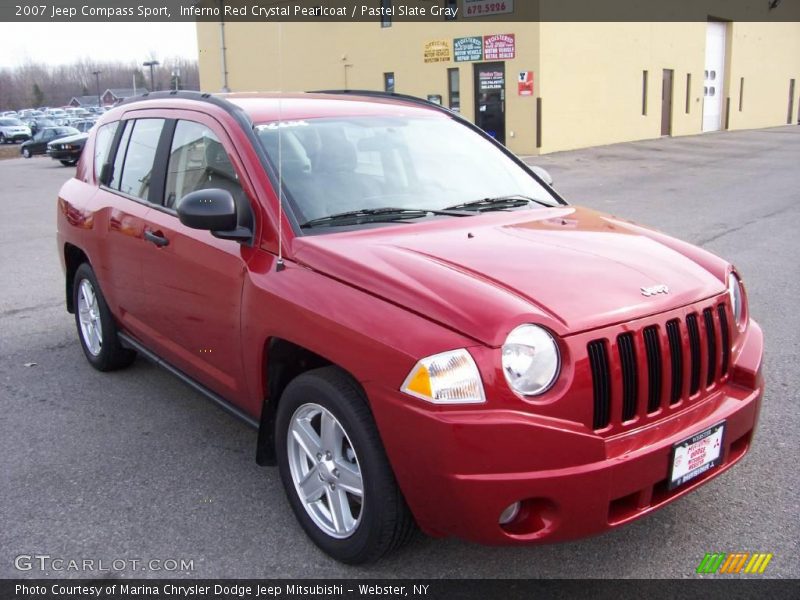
[308,89,459,117]
[117,89,220,107]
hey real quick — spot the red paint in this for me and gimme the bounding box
[56,93,764,544]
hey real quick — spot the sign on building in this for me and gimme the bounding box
[518,71,534,96]
[464,0,514,18]
[478,70,505,91]
[484,34,516,60]
[454,36,483,62]
[424,39,452,64]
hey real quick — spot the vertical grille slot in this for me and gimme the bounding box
[703,307,717,386]
[687,314,702,395]
[666,319,683,404]
[588,340,611,430]
[643,326,662,413]
[617,333,638,421]
[718,304,730,375]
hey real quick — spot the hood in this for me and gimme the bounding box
[48,132,88,145]
[292,207,728,346]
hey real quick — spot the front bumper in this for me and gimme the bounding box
[48,148,81,160]
[3,132,30,142]
[367,321,763,544]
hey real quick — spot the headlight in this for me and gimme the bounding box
[400,348,485,404]
[727,272,745,328]
[502,324,560,396]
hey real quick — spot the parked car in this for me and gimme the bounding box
[47,131,88,166]
[57,91,764,564]
[25,117,57,135]
[20,126,79,157]
[70,119,96,133]
[0,117,32,143]
[1,110,19,118]
[18,109,44,120]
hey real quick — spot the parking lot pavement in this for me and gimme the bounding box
[1,126,798,579]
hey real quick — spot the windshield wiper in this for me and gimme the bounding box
[444,194,549,212]
[300,207,469,229]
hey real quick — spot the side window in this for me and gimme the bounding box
[93,122,118,181]
[109,121,132,190]
[165,120,242,210]
[116,119,166,201]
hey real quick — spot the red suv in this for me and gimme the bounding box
[57,91,764,564]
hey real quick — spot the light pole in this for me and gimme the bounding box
[92,70,102,108]
[142,60,160,92]
[171,68,181,91]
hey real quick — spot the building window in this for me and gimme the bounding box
[444,0,458,20]
[448,68,460,112]
[381,0,392,28]
[642,70,648,116]
[685,73,691,114]
[384,72,395,93]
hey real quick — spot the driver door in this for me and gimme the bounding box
[138,114,255,405]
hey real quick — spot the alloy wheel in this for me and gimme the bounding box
[77,278,103,356]
[287,403,364,538]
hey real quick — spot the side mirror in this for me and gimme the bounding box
[528,165,554,187]
[177,188,237,231]
[176,188,252,243]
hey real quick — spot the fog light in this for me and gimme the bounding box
[498,501,521,525]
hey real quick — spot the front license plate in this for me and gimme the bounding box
[669,422,725,490]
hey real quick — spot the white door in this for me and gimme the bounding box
[702,21,726,132]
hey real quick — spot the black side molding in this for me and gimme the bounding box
[118,332,259,429]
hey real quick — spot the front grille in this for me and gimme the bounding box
[703,308,717,386]
[588,301,731,432]
[617,333,638,421]
[687,313,702,395]
[587,340,611,430]
[666,319,683,404]
[643,326,663,413]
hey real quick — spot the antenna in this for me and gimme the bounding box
[276,20,285,272]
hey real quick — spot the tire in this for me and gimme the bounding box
[72,263,136,371]
[0,133,5,144]
[276,366,415,564]
[60,159,77,166]
[22,147,31,158]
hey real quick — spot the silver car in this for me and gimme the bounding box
[0,118,32,144]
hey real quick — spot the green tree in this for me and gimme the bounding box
[32,83,44,107]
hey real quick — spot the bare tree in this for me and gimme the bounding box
[0,57,200,110]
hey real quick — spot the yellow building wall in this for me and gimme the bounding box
[198,21,542,154]
[537,22,709,154]
[197,18,800,156]
[726,22,800,130]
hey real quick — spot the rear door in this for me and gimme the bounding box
[91,118,163,341]
[138,113,255,404]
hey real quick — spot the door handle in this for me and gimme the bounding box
[144,229,169,247]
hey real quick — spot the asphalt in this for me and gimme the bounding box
[1,126,798,579]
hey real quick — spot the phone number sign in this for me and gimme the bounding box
[464,0,514,18]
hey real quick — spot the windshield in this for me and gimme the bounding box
[255,116,559,227]
[0,118,23,126]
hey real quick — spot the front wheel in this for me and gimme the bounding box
[276,367,415,564]
[60,159,77,166]
[22,147,31,158]
[0,133,6,144]
[72,263,136,371]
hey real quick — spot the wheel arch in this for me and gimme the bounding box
[63,243,90,313]
[256,337,367,466]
